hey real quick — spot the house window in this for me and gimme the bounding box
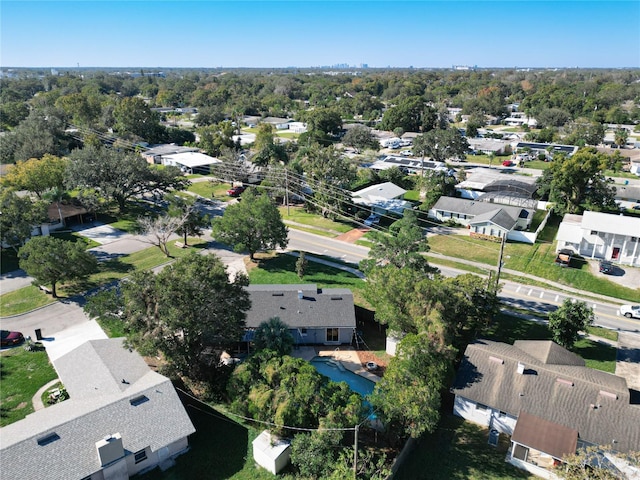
[300,328,308,336]
[590,230,597,235]
[631,237,638,242]
[134,449,147,464]
[326,328,339,342]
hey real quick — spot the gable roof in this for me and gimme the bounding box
[0,339,195,480]
[513,340,585,366]
[512,411,578,459]
[352,182,407,201]
[432,197,530,225]
[451,339,640,454]
[245,284,356,330]
[581,211,640,238]
[468,208,517,230]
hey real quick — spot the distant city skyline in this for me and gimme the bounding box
[1,1,639,69]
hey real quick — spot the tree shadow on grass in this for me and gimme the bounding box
[573,339,617,365]
[138,390,249,480]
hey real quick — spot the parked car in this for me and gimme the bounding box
[620,305,640,319]
[363,214,381,227]
[555,249,573,267]
[400,150,413,156]
[227,185,246,197]
[502,160,513,167]
[598,260,614,274]
[1,330,25,347]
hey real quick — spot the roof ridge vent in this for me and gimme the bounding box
[556,378,574,387]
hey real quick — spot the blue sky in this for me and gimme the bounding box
[1,1,638,68]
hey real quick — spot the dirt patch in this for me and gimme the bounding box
[356,350,388,378]
[335,228,370,244]
[15,401,27,410]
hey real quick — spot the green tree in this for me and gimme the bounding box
[113,96,164,142]
[360,210,434,274]
[86,252,250,380]
[536,147,617,215]
[302,107,343,137]
[296,251,308,279]
[380,97,436,133]
[416,170,458,210]
[66,146,188,212]
[253,317,294,355]
[370,334,452,438]
[2,154,68,199]
[548,299,594,349]
[298,145,356,218]
[166,194,208,246]
[212,188,288,260]
[0,188,48,252]
[614,127,629,148]
[19,236,98,297]
[562,118,605,146]
[413,128,469,164]
[196,121,236,157]
[342,124,380,153]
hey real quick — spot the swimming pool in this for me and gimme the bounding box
[310,357,375,397]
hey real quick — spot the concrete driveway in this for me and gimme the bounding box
[71,222,131,245]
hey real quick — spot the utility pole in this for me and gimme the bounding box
[353,424,359,477]
[495,234,506,293]
[285,168,290,216]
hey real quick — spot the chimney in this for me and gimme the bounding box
[517,362,525,375]
[96,433,124,466]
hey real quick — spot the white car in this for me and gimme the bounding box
[400,150,413,156]
[620,305,640,319]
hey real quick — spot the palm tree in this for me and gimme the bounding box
[253,317,294,356]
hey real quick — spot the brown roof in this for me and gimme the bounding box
[512,411,578,459]
[513,340,585,366]
[47,202,87,222]
[451,340,640,454]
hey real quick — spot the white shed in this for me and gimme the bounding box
[252,430,291,475]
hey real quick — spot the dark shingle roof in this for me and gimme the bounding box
[245,284,356,329]
[451,340,640,454]
[468,208,517,230]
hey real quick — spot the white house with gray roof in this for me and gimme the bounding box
[352,182,412,216]
[0,338,195,480]
[555,211,640,266]
[452,340,640,478]
[429,197,534,242]
[243,284,357,346]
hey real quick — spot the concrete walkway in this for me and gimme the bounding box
[32,379,60,411]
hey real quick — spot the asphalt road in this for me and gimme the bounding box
[286,229,640,333]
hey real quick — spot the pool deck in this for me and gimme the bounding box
[291,346,380,383]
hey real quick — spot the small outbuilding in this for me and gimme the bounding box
[252,430,291,475]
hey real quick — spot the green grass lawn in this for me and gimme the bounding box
[393,414,535,480]
[278,206,354,234]
[50,230,101,249]
[0,285,56,317]
[137,396,279,480]
[0,347,58,427]
[0,239,209,316]
[248,253,367,305]
[98,202,161,234]
[521,160,551,170]
[484,313,616,373]
[188,181,232,198]
[426,234,640,302]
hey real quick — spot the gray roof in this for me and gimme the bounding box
[468,208,517,230]
[245,284,356,330]
[614,185,640,202]
[432,196,531,225]
[0,339,195,480]
[451,340,640,454]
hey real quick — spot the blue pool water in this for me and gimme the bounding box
[310,357,375,397]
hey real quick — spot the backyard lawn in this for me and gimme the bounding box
[393,414,535,480]
[0,347,58,427]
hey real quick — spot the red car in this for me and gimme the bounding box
[1,330,25,347]
[227,185,246,197]
[502,160,513,167]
